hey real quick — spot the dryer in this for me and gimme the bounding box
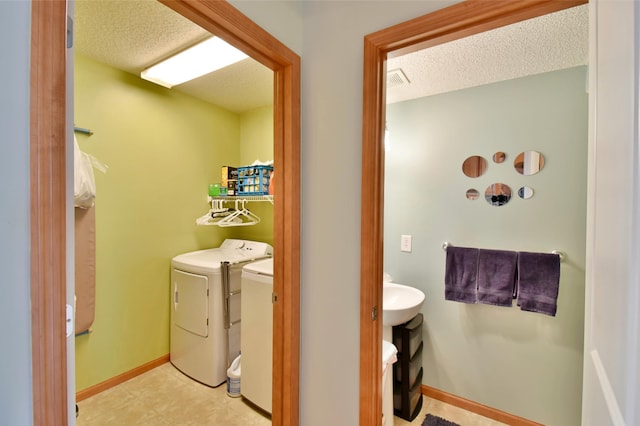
[170,239,272,387]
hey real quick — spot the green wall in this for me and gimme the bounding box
[385,66,587,425]
[240,106,274,166]
[74,55,273,391]
[236,106,275,244]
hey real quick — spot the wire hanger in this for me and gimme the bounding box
[216,199,261,227]
[195,199,261,227]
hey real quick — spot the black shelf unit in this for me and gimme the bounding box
[392,313,424,421]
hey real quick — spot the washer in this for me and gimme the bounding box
[241,257,274,413]
[170,239,272,387]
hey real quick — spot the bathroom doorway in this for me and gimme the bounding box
[359,1,587,424]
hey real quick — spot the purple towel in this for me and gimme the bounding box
[477,249,517,307]
[445,246,479,303]
[517,251,561,316]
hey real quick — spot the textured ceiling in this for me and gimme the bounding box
[387,4,588,104]
[74,0,273,114]
[74,1,587,112]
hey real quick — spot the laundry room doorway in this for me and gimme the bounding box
[29,1,300,425]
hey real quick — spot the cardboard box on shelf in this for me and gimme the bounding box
[221,166,238,186]
[227,180,238,196]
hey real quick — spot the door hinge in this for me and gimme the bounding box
[371,306,378,321]
[67,16,73,48]
[66,304,73,337]
[272,292,278,303]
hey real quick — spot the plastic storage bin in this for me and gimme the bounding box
[392,313,424,421]
[394,341,423,386]
[237,165,273,195]
[393,368,423,418]
[393,314,422,359]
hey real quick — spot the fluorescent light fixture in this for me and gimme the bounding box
[141,37,248,88]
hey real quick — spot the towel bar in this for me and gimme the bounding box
[551,250,566,262]
[442,242,566,262]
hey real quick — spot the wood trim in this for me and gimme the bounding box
[158,0,295,72]
[76,355,170,402]
[359,36,386,426]
[273,55,302,426]
[371,0,587,59]
[31,1,300,425]
[422,385,544,426]
[359,1,587,424]
[30,1,68,425]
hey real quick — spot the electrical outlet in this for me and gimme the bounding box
[400,235,412,252]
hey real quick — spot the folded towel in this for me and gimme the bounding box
[476,249,518,307]
[445,246,479,303]
[516,251,561,316]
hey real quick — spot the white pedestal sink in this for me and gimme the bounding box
[383,282,425,327]
[381,282,425,425]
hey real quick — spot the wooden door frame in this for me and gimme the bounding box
[30,1,300,425]
[359,1,586,424]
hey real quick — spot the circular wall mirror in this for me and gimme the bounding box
[492,152,506,163]
[484,183,512,206]
[462,155,488,178]
[466,189,479,200]
[518,186,534,200]
[514,150,545,175]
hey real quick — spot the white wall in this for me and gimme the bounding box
[229,0,303,56]
[298,2,460,424]
[0,0,34,424]
[582,1,640,424]
[385,67,588,425]
[232,1,459,424]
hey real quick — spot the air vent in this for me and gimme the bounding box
[387,68,410,88]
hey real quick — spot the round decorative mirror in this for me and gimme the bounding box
[462,155,488,178]
[466,189,479,200]
[518,186,534,199]
[484,183,512,206]
[514,150,545,175]
[492,151,506,164]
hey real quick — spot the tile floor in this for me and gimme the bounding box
[76,363,270,426]
[76,363,507,425]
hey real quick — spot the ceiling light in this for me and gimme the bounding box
[141,37,248,88]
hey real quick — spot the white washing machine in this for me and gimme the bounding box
[170,239,272,387]
[241,257,274,413]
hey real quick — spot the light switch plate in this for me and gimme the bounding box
[400,235,412,252]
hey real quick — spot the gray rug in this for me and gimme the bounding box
[421,414,461,426]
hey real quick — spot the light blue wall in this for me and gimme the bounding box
[229,0,302,56]
[297,2,459,424]
[385,67,588,425]
[0,0,33,424]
